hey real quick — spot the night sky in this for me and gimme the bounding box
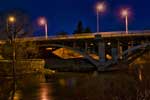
[0,0,150,36]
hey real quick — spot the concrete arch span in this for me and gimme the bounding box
[120,43,150,61]
[40,44,100,67]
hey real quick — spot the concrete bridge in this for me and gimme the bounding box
[0,31,150,70]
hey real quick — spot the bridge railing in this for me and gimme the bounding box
[21,30,150,40]
[0,30,150,43]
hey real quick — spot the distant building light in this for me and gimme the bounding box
[106,54,112,60]
[46,47,53,51]
[90,43,94,46]
[107,42,111,45]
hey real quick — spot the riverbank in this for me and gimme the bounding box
[0,59,45,75]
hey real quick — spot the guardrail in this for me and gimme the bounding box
[0,31,150,43]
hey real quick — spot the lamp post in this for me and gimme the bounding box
[96,3,105,33]
[7,16,16,77]
[121,9,129,34]
[7,16,16,33]
[38,17,48,39]
[96,3,106,63]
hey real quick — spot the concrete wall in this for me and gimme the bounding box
[0,59,45,75]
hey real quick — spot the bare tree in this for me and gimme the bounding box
[0,9,38,59]
[0,9,34,39]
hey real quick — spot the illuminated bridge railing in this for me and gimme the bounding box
[0,31,150,43]
[19,31,150,41]
[17,33,95,42]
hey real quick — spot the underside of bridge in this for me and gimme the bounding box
[0,32,150,71]
[38,41,150,71]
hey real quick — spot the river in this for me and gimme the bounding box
[0,52,150,100]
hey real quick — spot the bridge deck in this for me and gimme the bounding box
[20,31,150,41]
[0,31,150,43]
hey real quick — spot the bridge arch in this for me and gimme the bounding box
[119,43,150,61]
[40,44,99,67]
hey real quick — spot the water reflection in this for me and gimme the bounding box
[58,78,76,88]
[40,84,49,100]
[13,90,22,100]
[138,65,143,81]
[0,52,150,100]
[0,74,46,100]
[0,70,150,100]
[40,83,53,100]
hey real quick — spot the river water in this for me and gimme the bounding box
[0,52,150,100]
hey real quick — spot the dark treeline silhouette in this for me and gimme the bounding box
[73,20,92,34]
[55,20,92,36]
[0,9,93,38]
[55,31,68,36]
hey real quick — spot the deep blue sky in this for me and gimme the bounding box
[0,0,150,35]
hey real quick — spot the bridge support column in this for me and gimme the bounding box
[73,42,76,48]
[85,42,88,52]
[98,40,105,63]
[111,48,118,63]
[118,41,123,59]
[128,41,134,55]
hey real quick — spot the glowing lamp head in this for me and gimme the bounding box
[8,16,16,23]
[122,9,128,17]
[96,3,105,12]
[38,17,47,26]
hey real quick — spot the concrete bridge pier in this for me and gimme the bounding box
[118,40,123,60]
[128,40,134,55]
[98,39,105,64]
[85,42,88,52]
[111,47,118,63]
[73,42,76,48]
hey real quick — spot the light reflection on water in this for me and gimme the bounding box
[13,90,22,100]
[39,83,53,100]
[138,68,143,81]
[0,52,150,100]
[138,65,143,81]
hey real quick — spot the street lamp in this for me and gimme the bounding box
[7,16,16,79]
[8,16,16,23]
[38,17,48,39]
[96,2,105,33]
[7,16,16,32]
[121,9,129,34]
